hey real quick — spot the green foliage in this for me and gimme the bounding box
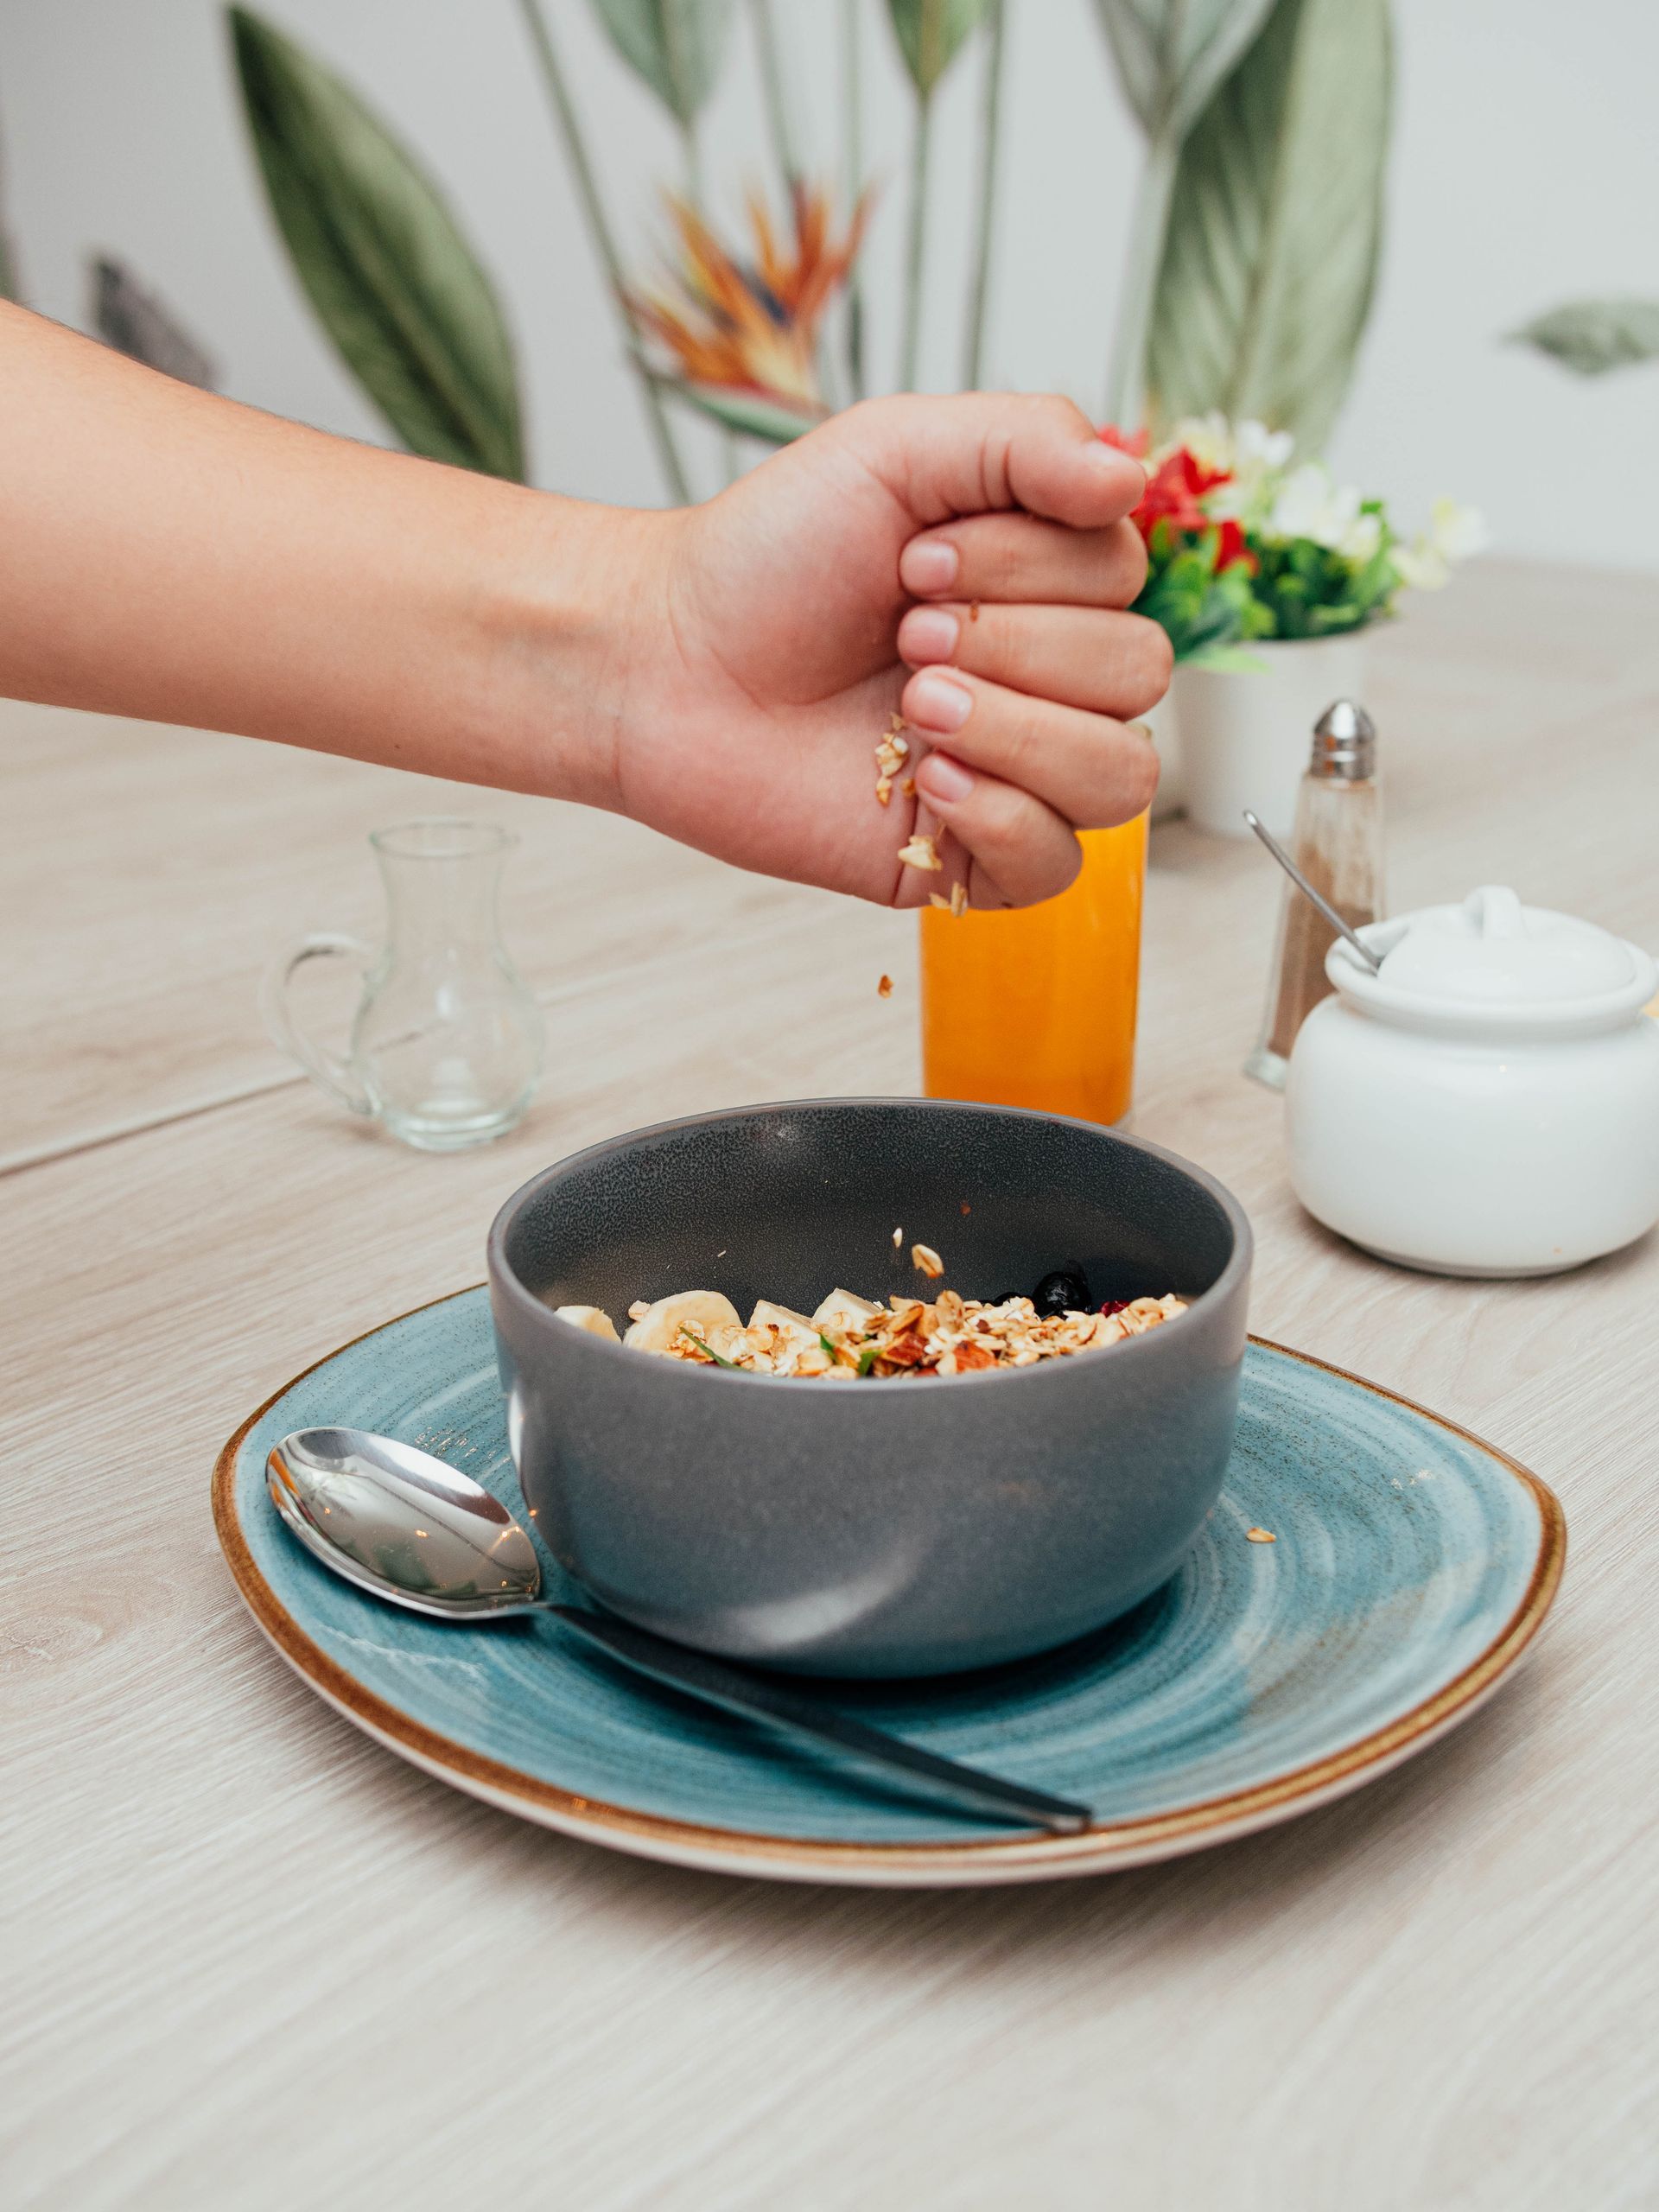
[887,0,992,97]
[228,8,524,479]
[1145,0,1392,453]
[1510,298,1659,378]
[1247,511,1398,639]
[1133,525,1270,664]
[1092,0,1276,139]
[587,0,734,126]
[658,376,820,443]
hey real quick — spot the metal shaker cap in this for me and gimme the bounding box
[1309,699,1376,780]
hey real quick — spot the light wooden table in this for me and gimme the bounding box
[3,560,1656,2212]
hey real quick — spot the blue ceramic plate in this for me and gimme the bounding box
[213,1289,1564,1886]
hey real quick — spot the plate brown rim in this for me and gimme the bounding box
[211,1286,1567,1875]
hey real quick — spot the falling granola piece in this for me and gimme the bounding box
[901,777,916,796]
[911,1242,944,1280]
[1245,1527,1277,1544]
[897,832,943,872]
[949,880,969,918]
[875,776,893,806]
[877,973,893,999]
[928,891,952,910]
[891,1224,903,1248]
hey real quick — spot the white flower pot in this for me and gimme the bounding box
[1141,687,1185,822]
[1173,631,1372,841]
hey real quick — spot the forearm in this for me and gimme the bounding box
[0,302,652,808]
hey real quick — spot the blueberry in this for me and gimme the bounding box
[1033,1266,1089,1316]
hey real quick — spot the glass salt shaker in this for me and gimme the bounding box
[1244,701,1384,1090]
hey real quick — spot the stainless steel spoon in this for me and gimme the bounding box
[267,1427,1093,1837]
[1243,809,1384,975]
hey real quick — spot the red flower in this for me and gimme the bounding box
[1101,426,1255,575]
[1213,518,1252,573]
[1098,423,1149,460]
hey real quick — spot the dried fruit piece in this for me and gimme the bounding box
[1033,1267,1089,1317]
[911,1242,944,1280]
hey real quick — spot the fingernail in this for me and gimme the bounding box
[1088,441,1148,491]
[917,752,974,804]
[899,537,959,594]
[899,607,959,664]
[907,672,973,734]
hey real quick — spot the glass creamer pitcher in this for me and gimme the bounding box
[264,819,543,1150]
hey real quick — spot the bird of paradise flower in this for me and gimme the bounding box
[630,181,873,446]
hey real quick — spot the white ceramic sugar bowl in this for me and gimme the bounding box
[1287,885,1659,1275]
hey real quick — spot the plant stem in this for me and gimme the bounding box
[841,0,866,399]
[680,118,739,485]
[962,0,1007,390]
[899,92,933,391]
[750,0,802,191]
[1104,126,1179,431]
[515,0,694,505]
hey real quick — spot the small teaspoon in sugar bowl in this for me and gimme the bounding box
[267,1427,1094,1836]
[1243,810,1384,975]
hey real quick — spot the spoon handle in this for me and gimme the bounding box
[549,1604,1093,1837]
[1243,810,1383,975]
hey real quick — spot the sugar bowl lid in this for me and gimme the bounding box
[1332,887,1657,1035]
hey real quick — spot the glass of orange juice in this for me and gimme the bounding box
[919,814,1147,1126]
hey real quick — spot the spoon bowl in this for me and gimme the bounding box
[267,1427,543,1618]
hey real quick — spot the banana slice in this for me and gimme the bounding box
[812,1288,882,1334]
[747,1298,822,1355]
[553,1304,620,1341]
[624,1289,743,1357]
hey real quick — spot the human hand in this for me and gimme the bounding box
[613,393,1167,908]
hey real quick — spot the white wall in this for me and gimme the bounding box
[5,0,1656,567]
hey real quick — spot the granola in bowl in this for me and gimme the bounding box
[555,1281,1188,1377]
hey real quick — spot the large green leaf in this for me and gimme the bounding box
[657,376,822,444]
[588,0,733,125]
[1144,0,1392,451]
[1510,298,1659,378]
[1093,0,1276,139]
[887,0,992,97]
[229,8,524,479]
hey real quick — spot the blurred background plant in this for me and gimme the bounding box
[224,0,1399,622]
[1510,296,1659,381]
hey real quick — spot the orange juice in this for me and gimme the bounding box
[919,816,1147,1124]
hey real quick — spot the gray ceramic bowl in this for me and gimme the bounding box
[487,1099,1251,1678]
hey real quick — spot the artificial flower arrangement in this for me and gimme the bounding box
[1103,416,1488,668]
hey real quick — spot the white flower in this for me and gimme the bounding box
[1340,510,1383,564]
[1390,540,1446,591]
[1165,411,1235,474]
[1391,499,1490,592]
[1264,462,1366,551]
[1234,418,1295,473]
[1429,498,1489,562]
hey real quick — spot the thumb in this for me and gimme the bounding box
[842,391,1148,532]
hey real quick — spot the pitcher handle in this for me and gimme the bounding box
[261,932,376,1115]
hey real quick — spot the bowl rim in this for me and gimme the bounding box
[486,1096,1253,1394]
